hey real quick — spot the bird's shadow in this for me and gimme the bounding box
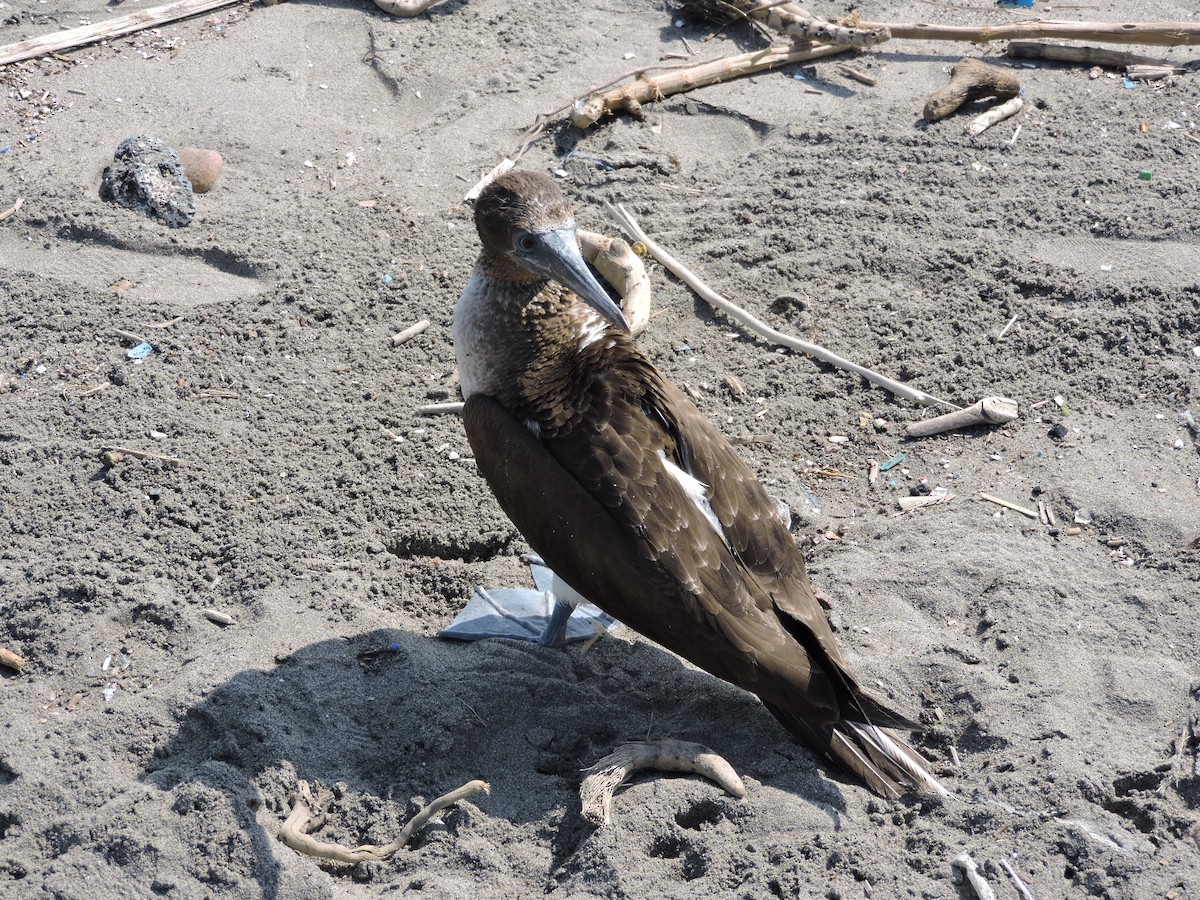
[142,627,853,896]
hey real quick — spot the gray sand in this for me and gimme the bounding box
[1,1,1198,897]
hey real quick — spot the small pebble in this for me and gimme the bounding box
[1048,423,1069,440]
[178,147,223,193]
[1064,525,1082,536]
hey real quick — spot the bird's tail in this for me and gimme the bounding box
[765,702,949,800]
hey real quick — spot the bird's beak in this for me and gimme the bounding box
[518,227,631,333]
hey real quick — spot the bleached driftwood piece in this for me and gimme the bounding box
[906,396,1018,437]
[571,43,852,127]
[968,96,1024,135]
[853,19,1200,47]
[952,852,999,900]
[606,202,958,410]
[580,739,746,826]
[682,0,889,48]
[1005,41,1185,70]
[577,230,651,337]
[0,0,240,66]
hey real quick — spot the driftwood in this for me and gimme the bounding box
[0,0,240,66]
[580,739,746,826]
[906,397,1018,437]
[924,58,1021,123]
[571,43,851,127]
[968,96,1023,135]
[854,19,1200,47]
[278,779,489,863]
[577,230,652,337]
[1005,41,1185,70]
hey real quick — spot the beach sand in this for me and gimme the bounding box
[1,1,1198,896]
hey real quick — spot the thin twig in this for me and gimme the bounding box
[999,860,1035,900]
[417,401,465,416]
[0,197,23,222]
[605,202,958,410]
[100,445,183,465]
[978,491,1038,519]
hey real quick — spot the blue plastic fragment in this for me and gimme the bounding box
[383,274,393,284]
[879,452,907,472]
[1123,79,1136,89]
[126,342,154,359]
[0,147,8,154]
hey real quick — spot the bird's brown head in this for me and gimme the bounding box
[473,171,629,332]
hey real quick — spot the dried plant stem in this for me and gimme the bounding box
[571,43,851,127]
[605,202,958,410]
[580,739,745,826]
[278,779,489,864]
[854,19,1200,47]
[953,853,999,900]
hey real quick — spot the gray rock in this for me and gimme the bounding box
[99,135,195,228]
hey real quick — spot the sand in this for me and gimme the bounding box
[1,0,1198,897]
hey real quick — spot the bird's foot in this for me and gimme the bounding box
[440,554,616,646]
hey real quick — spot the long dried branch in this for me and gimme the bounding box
[606,202,958,410]
[0,0,241,66]
[853,19,1200,47]
[571,42,851,127]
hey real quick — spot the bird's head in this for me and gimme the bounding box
[474,171,629,333]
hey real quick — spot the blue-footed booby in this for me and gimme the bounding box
[450,170,945,799]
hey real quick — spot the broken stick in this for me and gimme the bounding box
[853,19,1200,48]
[580,739,745,826]
[278,779,489,863]
[571,43,852,127]
[681,1,890,48]
[577,230,651,337]
[1005,41,1185,70]
[906,396,1018,438]
[968,96,1023,135]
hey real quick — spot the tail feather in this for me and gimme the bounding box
[765,702,949,800]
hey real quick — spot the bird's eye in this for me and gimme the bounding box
[516,233,537,252]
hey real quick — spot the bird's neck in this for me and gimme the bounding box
[453,260,626,432]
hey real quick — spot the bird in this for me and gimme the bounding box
[450,169,946,799]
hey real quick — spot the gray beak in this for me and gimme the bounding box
[518,227,630,333]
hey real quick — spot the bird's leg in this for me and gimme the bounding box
[440,554,617,646]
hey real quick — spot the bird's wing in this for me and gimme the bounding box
[463,374,845,723]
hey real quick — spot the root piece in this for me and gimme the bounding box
[923,58,1020,123]
[906,396,1018,437]
[577,230,651,337]
[968,96,1023,135]
[580,739,746,827]
[571,43,851,128]
[278,779,489,863]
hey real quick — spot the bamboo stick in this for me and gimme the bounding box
[0,0,242,66]
[854,19,1200,47]
[571,42,851,128]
